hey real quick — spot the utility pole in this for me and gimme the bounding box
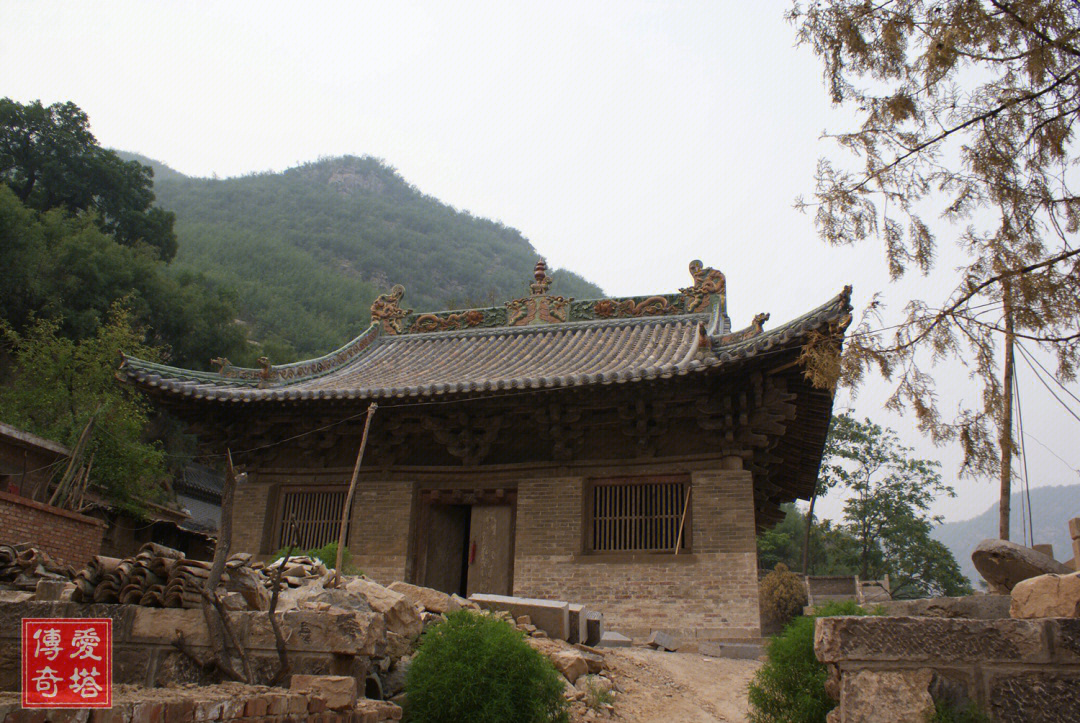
[998,280,1015,540]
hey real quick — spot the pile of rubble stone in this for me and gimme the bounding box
[1,542,626,720]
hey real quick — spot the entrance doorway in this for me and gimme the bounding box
[415,489,516,598]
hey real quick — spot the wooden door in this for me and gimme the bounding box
[421,504,469,596]
[466,504,515,596]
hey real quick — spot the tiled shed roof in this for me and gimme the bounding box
[118,277,852,403]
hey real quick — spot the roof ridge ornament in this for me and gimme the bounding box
[530,258,553,296]
[679,260,726,314]
[370,284,413,335]
[506,258,571,325]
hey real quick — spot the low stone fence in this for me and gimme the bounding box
[815,615,1080,722]
[0,601,384,691]
[0,683,401,722]
[0,490,104,567]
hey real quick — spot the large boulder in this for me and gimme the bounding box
[972,539,1072,593]
[550,649,588,684]
[345,578,423,639]
[388,581,453,614]
[1010,572,1080,619]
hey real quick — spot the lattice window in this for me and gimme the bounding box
[276,489,346,550]
[588,476,690,553]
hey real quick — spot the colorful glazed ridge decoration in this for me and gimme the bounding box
[117,259,852,398]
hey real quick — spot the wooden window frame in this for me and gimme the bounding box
[272,484,348,551]
[583,474,691,554]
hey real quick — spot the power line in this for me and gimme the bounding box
[1022,431,1080,477]
[1016,340,1080,409]
[1014,366,1034,547]
[1014,342,1080,424]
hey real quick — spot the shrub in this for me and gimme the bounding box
[747,601,878,723]
[760,563,808,627]
[581,676,614,712]
[405,610,569,723]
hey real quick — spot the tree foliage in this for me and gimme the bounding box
[133,152,604,359]
[0,184,250,369]
[759,504,863,576]
[789,1,1080,476]
[0,306,167,510]
[820,414,972,598]
[0,98,177,261]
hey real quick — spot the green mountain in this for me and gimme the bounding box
[117,153,603,361]
[932,484,1080,586]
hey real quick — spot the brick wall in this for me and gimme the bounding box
[348,480,414,584]
[231,479,271,554]
[228,465,761,640]
[512,470,761,641]
[0,490,104,567]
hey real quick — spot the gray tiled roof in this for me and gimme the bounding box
[119,288,851,402]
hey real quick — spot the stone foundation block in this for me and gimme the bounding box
[585,610,604,646]
[815,615,1051,665]
[839,669,934,723]
[988,671,1080,722]
[470,593,570,640]
[568,603,588,645]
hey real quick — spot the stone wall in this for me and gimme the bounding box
[0,601,382,692]
[513,470,761,641]
[0,490,105,567]
[0,690,400,723]
[815,615,1080,722]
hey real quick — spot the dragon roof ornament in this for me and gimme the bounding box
[370,284,412,335]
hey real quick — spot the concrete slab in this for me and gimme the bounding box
[469,593,570,641]
[596,631,632,648]
[698,641,764,660]
[568,603,588,645]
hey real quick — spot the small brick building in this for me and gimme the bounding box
[0,424,106,566]
[120,260,850,640]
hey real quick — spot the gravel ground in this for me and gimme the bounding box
[588,648,761,723]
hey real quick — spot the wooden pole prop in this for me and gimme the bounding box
[48,405,100,506]
[674,485,691,555]
[334,403,378,587]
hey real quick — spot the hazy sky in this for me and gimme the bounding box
[3,1,1078,528]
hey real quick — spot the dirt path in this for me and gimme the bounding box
[600,648,760,722]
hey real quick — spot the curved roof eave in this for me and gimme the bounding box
[117,287,852,404]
